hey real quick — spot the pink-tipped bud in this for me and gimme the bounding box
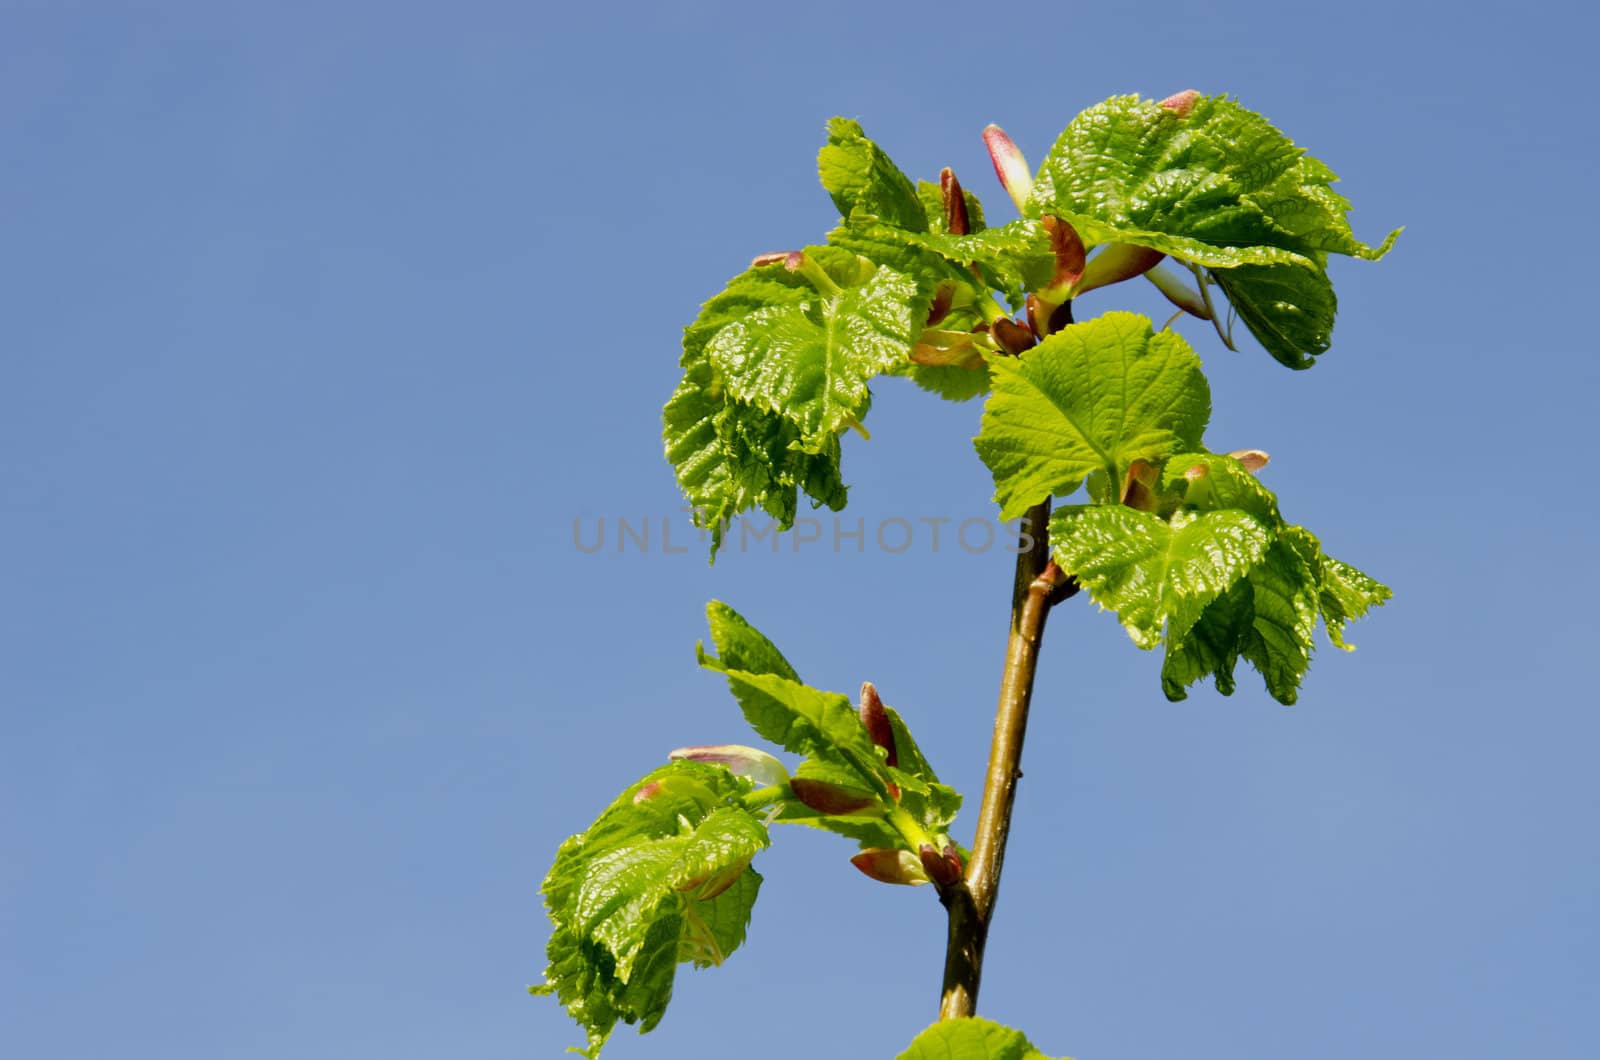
[1160,89,1201,118]
[918,843,965,887]
[982,124,1034,212]
[1229,449,1270,474]
[750,250,805,270]
[633,780,666,805]
[850,849,930,886]
[1143,262,1212,320]
[1042,215,1087,295]
[1182,461,1210,482]
[1077,243,1167,296]
[789,778,879,816]
[669,744,790,789]
[858,682,897,768]
[939,167,971,236]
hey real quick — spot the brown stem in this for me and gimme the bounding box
[937,500,1070,1019]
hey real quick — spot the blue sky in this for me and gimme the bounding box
[3,2,1596,1057]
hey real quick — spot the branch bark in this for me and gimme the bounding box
[937,501,1076,1019]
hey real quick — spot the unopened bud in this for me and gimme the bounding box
[669,744,790,789]
[1159,89,1201,118]
[1042,215,1086,296]
[858,682,897,767]
[1121,458,1160,511]
[1078,243,1167,296]
[750,250,804,270]
[850,849,930,886]
[790,777,879,816]
[925,284,954,327]
[991,318,1034,355]
[982,124,1034,212]
[939,167,971,236]
[1228,449,1270,473]
[918,843,964,887]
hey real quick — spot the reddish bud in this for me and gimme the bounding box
[925,284,954,327]
[789,777,879,816]
[750,250,804,270]
[669,744,790,789]
[918,843,965,887]
[1122,458,1160,510]
[991,318,1035,355]
[1160,89,1201,118]
[939,167,971,236]
[1042,215,1087,295]
[858,682,897,768]
[982,124,1034,212]
[1228,449,1270,473]
[850,849,930,886]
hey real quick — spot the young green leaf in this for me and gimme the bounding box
[534,761,770,1057]
[665,262,853,555]
[975,312,1211,520]
[707,256,924,448]
[1050,503,1272,649]
[898,1017,1068,1059]
[1029,93,1396,262]
[818,117,928,231]
[1027,93,1397,365]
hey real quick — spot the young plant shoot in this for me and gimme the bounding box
[535,90,1397,1057]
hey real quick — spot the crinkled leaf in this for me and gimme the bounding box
[1028,93,1397,366]
[1160,521,1389,703]
[1029,93,1396,262]
[898,1017,1067,1060]
[534,761,769,1057]
[708,259,924,448]
[1210,260,1338,369]
[975,312,1211,520]
[666,262,854,556]
[1050,504,1271,649]
[1282,525,1391,651]
[819,117,928,231]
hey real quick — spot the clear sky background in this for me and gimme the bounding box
[3,2,1596,1057]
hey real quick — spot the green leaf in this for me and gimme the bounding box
[708,256,924,448]
[1158,520,1390,704]
[1050,504,1272,649]
[698,603,889,796]
[665,263,853,556]
[534,761,770,1057]
[898,1017,1067,1059]
[1209,260,1338,369]
[1027,93,1397,366]
[697,602,962,853]
[1282,525,1392,651]
[1030,93,1396,262]
[819,117,928,231]
[975,312,1211,520]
